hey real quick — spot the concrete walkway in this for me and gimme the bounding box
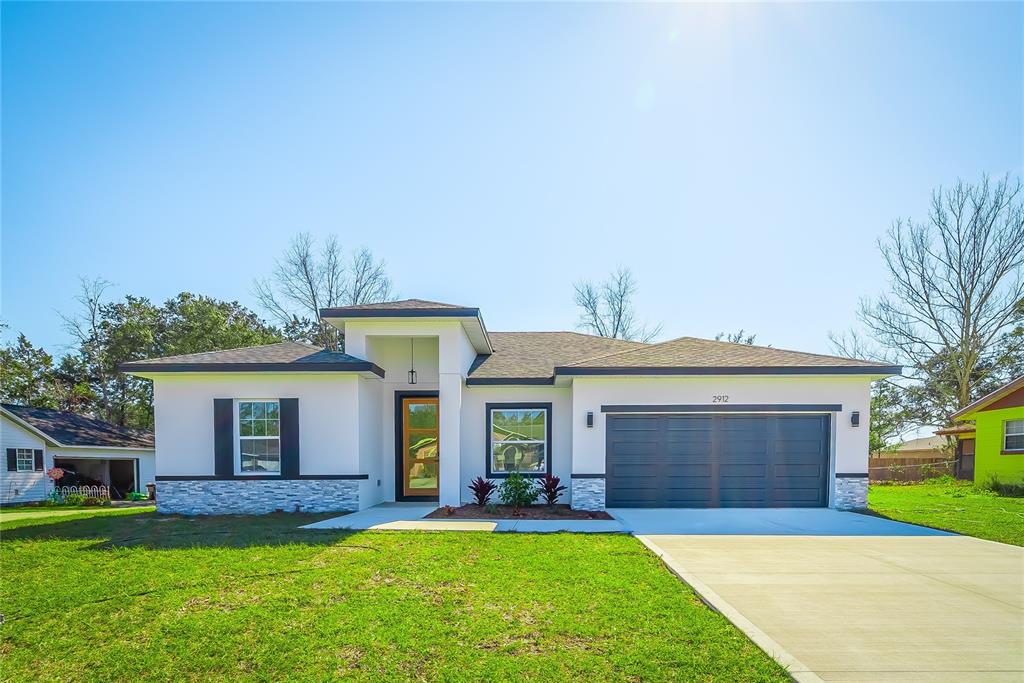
[608,507,951,536]
[640,534,1024,682]
[301,502,625,533]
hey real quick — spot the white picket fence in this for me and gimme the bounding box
[56,485,110,500]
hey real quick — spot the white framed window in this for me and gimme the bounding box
[16,449,35,472]
[486,404,550,477]
[1004,419,1024,452]
[237,400,280,474]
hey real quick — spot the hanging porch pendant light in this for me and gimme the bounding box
[408,338,418,385]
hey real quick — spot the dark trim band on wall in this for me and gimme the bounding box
[600,404,844,413]
[466,377,554,386]
[835,473,869,478]
[155,474,369,481]
[556,366,902,376]
[121,362,385,377]
[570,473,605,479]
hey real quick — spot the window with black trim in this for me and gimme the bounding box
[238,400,280,473]
[486,403,551,477]
[1004,419,1024,452]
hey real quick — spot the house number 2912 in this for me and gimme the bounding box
[712,395,729,403]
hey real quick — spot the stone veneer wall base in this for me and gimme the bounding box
[157,479,359,515]
[571,478,606,511]
[833,476,868,510]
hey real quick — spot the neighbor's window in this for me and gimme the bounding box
[238,400,280,473]
[1005,420,1024,452]
[16,449,34,472]
[489,406,548,475]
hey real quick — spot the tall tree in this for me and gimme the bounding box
[253,234,394,350]
[0,334,60,409]
[59,283,283,428]
[715,330,758,345]
[574,267,662,342]
[853,174,1024,427]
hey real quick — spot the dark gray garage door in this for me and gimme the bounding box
[606,414,830,507]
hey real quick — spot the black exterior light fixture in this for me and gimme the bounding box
[851,411,860,427]
[586,411,594,428]
[408,338,418,385]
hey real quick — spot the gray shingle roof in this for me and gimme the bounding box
[560,336,898,373]
[467,332,647,382]
[119,341,384,376]
[322,299,471,314]
[2,403,154,449]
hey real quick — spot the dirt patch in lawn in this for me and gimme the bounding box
[426,504,613,520]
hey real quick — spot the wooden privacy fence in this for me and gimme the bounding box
[868,456,955,483]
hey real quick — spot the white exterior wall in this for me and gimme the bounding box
[152,373,361,477]
[1,416,49,504]
[570,375,873,505]
[357,377,384,508]
[344,319,475,506]
[460,386,572,504]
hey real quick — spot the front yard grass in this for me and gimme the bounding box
[869,478,1024,546]
[0,508,787,682]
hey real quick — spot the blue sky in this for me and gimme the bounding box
[2,2,1021,356]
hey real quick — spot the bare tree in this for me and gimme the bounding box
[574,267,662,342]
[857,174,1024,426]
[715,330,758,345]
[253,234,393,350]
[60,277,113,421]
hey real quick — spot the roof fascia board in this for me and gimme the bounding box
[554,365,903,377]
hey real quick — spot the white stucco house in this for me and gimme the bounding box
[2,404,155,504]
[120,299,900,515]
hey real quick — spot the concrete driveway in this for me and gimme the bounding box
[639,532,1024,682]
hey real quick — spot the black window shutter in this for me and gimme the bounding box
[6,449,16,472]
[280,398,300,478]
[214,398,234,477]
[34,449,44,471]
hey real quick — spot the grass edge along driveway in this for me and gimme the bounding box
[868,478,1024,546]
[0,507,788,682]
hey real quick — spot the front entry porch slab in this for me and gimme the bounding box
[301,502,626,533]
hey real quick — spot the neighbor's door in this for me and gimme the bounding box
[401,397,439,498]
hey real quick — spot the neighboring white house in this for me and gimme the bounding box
[1,404,155,505]
[120,299,901,515]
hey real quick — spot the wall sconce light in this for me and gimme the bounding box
[407,338,418,385]
[851,411,860,427]
[586,411,594,428]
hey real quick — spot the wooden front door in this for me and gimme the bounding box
[400,396,439,498]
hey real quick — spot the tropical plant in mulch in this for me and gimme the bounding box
[468,476,497,506]
[498,472,538,515]
[536,473,566,507]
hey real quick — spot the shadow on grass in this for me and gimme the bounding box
[1,510,367,551]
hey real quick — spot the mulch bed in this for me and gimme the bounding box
[426,504,613,520]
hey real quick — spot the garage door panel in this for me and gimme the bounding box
[606,413,829,508]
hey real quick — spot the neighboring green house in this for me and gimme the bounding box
[942,376,1024,484]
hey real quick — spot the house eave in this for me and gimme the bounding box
[119,362,386,378]
[553,365,903,377]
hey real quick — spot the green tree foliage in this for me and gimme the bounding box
[38,284,284,429]
[0,334,95,412]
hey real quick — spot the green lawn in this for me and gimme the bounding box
[869,479,1024,546]
[0,508,786,682]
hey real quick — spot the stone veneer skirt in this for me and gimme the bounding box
[833,476,868,510]
[156,479,359,515]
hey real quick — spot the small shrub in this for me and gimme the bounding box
[63,493,86,506]
[126,491,148,502]
[536,473,567,506]
[82,497,102,507]
[468,476,497,506]
[442,504,455,516]
[498,472,538,513]
[979,473,1024,498]
[484,502,498,515]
